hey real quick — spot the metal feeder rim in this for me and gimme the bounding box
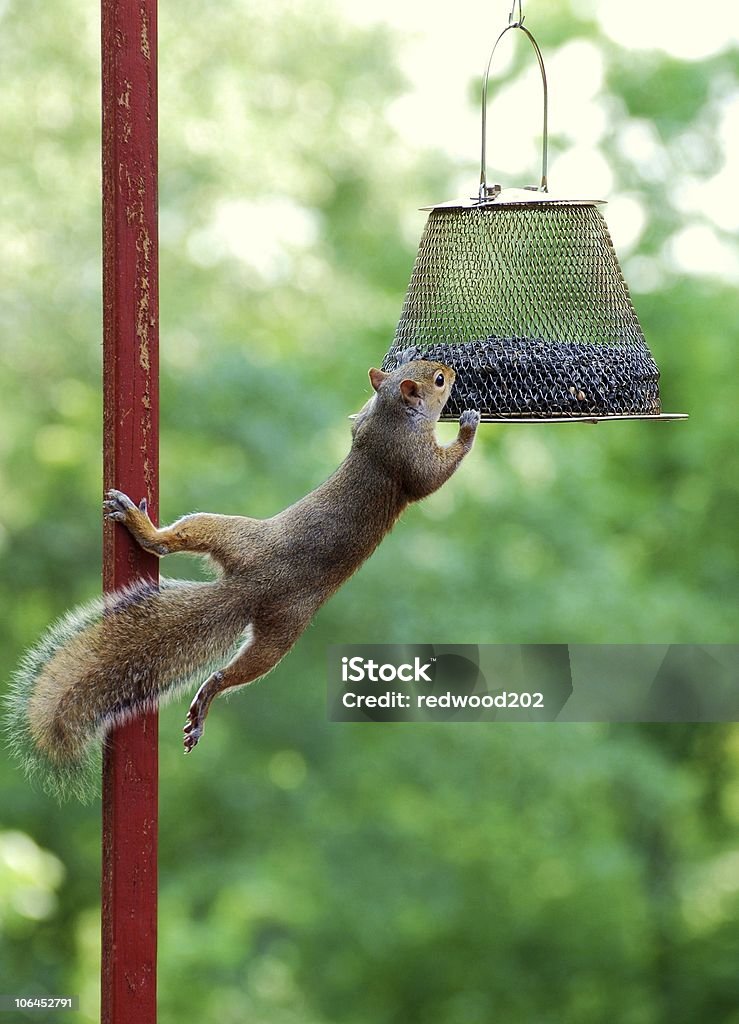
[421,190,607,212]
[348,413,689,423]
[443,413,689,424]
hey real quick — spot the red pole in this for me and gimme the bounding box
[101,1,159,1022]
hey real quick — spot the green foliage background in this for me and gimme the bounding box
[0,0,737,1021]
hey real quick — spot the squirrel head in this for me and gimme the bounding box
[367,360,456,422]
[349,360,456,442]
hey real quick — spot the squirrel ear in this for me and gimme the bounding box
[399,378,423,409]
[369,368,389,392]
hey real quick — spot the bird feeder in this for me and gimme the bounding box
[382,4,686,423]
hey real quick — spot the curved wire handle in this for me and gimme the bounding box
[479,19,549,200]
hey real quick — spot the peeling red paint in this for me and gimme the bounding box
[140,6,151,61]
[101,1,159,1022]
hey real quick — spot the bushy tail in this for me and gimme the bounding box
[3,578,246,802]
[5,594,107,802]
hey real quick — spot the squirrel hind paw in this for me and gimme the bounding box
[104,490,139,520]
[183,712,203,753]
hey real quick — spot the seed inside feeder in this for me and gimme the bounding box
[385,336,661,419]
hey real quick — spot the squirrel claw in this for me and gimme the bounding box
[183,728,201,753]
[183,709,203,752]
[105,489,135,506]
[103,501,127,522]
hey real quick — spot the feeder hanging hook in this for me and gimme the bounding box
[509,0,524,26]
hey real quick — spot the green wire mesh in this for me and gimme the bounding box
[382,202,662,420]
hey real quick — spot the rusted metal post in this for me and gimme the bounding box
[101,1,159,1022]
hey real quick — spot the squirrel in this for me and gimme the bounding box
[5,360,480,800]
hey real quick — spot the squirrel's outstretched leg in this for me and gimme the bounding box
[443,410,480,463]
[407,410,480,499]
[183,625,296,752]
[431,410,481,485]
[104,489,252,571]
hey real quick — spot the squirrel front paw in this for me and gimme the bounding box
[459,409,481,440]
[459,409,481,430]
[457,409,481,449]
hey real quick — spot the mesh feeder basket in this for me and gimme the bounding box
[382,11,686,423]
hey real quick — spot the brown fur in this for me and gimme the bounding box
[29,361,480,760]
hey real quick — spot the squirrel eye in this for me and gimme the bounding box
[434,372,445,388]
